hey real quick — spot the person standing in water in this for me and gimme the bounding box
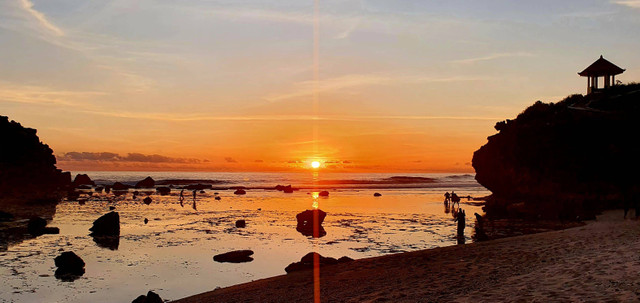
[444,192,451,203]
[179,189,185,207]
[192,190,197,210]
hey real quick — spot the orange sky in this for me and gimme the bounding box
[2,1,639,172]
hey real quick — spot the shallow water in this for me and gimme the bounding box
[0,173,487,302]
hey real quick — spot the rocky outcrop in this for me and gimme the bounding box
[54,251,85,281]
[235,220,246,228]
[472,84,640,219]
[135,177,155,188]
[213,250,254,263]
[156,187,171,195]
[111,182,130,191]
[234,189,246,195]
[0,116,70,202]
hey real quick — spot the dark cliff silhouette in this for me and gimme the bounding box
[473,83,640,220]
[0,116,71,250]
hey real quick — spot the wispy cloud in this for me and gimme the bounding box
[0,82,106,107]
[59,151,203,163]
[19,0,64,36]
[451,52,536,64]
[612,0,640,8]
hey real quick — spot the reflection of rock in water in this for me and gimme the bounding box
[92,235,120,250]
[296,209,327,238]
[0,203,58,252]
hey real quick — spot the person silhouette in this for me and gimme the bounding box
[444,192,451,203]
[179,189,185,207]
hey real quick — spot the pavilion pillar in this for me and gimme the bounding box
[604,74,610,88]
[612,75,616,86]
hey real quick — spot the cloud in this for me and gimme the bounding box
[451,52,536,64]
[59,152,202,163]
[18,0,64,36]
[224,157,238,163]
[613,1,640,8]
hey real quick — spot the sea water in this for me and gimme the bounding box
[0,172,488,302]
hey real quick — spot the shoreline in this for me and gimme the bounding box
[174,209,640,302]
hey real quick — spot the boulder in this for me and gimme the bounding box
[112,182,130,191]
[73,174,95,187]
[54,251,85,281]
[131,291,163,303]
[296,209,327,237]
[373,192,382,197]
[235,220,246,228]
[89,212,120,236]
[318,191,329,197]
[213,250,254,263]
[214,196,221,200]
[135,177,155,188]
[95,186,104,193]
[156,187,171,195]
[284,252,353,273]
[234,189,246,195]
[143,197,152,205]
[27,217,47,236]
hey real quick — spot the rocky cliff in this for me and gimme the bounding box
[0,116,70,203]
[472,84,640,219]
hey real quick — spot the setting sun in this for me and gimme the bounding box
[311,161,321,169]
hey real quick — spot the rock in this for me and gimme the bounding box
[73,174,95,187]
[67,191,80,201]
[144,218,149,224]
[131,291,163,303]
[275,185,294,193]
[234,189,246,195]
[215,196,221,200]
[54,251,85,281]
[285,252,350,273]
[213,250,254,263]
[109,206,115,210]
[135,177,155,188]
[104,186,111,194]
[156,187,171,195]
[111,182,130,191]
[296,209,327,237]
[94,186,104,193]
[27,217,47,236]
[235,220,246,228]
[318,191,329,197]
[78,199,86,205]
[89,212,120,236]
[0,116,71,203]
[143,197,152,205]
[373,192,382,197]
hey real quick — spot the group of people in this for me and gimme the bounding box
[443,191,461,205]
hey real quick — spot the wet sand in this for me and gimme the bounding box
[175,210,640,302]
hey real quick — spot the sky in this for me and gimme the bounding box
[1,0,640,172]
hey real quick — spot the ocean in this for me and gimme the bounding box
[0,172,488,302]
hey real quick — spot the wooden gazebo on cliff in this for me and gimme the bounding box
[578,55,625,94]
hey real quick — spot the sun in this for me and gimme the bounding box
[311,161,321,169]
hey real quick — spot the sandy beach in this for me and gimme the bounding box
[175,210,640,302]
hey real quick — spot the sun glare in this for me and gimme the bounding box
[311,161,321,169]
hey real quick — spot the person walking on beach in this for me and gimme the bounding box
[179,189,185,207]
[192,189,198,211]
[444,192,451,204]
[451,191,460,206]
[454,209,466,237]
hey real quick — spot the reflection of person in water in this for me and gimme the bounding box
[179,189,185,207]
[192,190,197,211]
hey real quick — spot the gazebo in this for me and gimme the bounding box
[578,55,625,94]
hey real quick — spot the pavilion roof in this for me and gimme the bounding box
[578,55,625,77]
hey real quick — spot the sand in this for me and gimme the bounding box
[174,210,640,302]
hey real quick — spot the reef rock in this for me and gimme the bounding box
[73,174,95,187]
[89,212,120,236]
[135,177,155,188]
[284,252,353,273]
[54,251,85,281]
[296,209,327,237]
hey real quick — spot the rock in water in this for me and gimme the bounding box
[135,176,155,188]
[213,250,254,263]
[296,209,327,237]
[234,189,246,195]
[235,220,246,228]
[156,187,171,195]
[111,182,130,191]
[73,174,95,187]
[54,251,85,281]
[27,217,47,236]
[143,197,152,205]
[318,191,329,197]
[89,212,120,236]
[373,192,382,197]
